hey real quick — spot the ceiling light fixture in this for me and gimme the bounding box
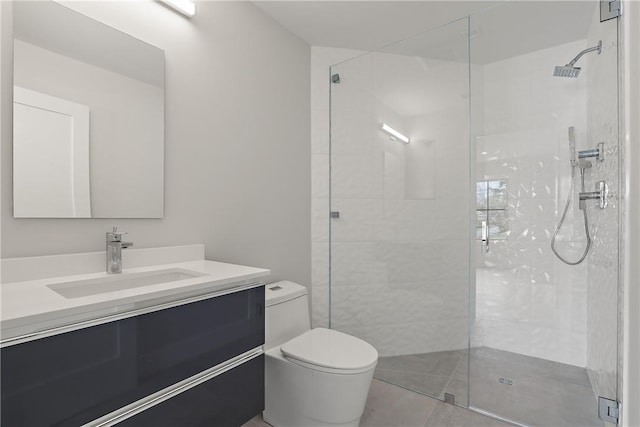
[380,123,410,144]
[159,0,196,17]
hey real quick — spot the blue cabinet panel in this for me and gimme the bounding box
[1,286,265,427]
[117,355,264,427]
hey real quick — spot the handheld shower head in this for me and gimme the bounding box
[568,126,577,167]
[553,40,602,78]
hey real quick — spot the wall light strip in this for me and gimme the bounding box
[380,123,410,144]
[159,0,196,17]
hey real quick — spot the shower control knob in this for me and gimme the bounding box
[579,181,608,209]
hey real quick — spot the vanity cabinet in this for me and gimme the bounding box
[1,285,265,427]
[116,355,264,427]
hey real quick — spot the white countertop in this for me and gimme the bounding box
[1,248,270,343]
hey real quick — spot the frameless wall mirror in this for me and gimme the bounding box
[12,1,164,218]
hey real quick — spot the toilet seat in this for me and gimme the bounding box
[280,328,378,375]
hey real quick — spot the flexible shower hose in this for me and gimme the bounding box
[550,165,592,265]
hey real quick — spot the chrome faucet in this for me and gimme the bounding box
[106,226,133,274]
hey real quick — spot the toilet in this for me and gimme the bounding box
[263,281,378,427]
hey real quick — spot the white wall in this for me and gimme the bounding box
[1,1,311,286]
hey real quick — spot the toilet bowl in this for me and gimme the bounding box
[263,281,378,427]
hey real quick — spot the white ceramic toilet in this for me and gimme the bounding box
[263,281,378,427]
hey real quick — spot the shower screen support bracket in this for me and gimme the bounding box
[601,0,621,22]
[598,396,620,424]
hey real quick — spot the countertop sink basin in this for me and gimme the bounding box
[48,268,208,299]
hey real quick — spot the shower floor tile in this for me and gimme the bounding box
[242,348,602,427]
[374,346,604,427]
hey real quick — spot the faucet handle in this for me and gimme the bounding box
[111,226,128,235]
[106,226,128,242]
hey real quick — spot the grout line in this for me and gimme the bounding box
[440,370,456,402]
[421,398,439,427]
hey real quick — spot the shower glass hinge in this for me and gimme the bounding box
[331,73,340,84]
[330,211,340,219]
[598,396,620,424]
[601,0,621,21]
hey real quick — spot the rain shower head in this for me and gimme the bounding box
[554,65,581,78]
[553,40,602,78]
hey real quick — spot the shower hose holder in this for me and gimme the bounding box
[578,142,606,162]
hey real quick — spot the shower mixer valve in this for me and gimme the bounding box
[579,180,608,210]
[551,131,607,265]
[576,142,607,210]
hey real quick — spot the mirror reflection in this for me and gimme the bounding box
[13,1,165,218]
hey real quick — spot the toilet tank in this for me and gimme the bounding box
[264,281,311,350]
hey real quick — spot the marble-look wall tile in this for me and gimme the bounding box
[473,40,591,367]
[311,154,330,199]
[311,109,330,155]
[330,241,379,287]
[311,285,329,328]
[311,197,329,242]
[375,200,438,242]
[311,44,470,356]
[312,242,329,288]
[310,47,365,328]
[330,199,378,242]
[331,154,383,199]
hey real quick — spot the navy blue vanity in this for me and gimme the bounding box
[1,284,265,426]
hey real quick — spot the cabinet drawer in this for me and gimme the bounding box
[1,286,264,427]
[116,354,264,427]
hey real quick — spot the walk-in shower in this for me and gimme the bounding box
[322,1,621,426]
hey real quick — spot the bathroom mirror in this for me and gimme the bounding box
[12,1,164,218]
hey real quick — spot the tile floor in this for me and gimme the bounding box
[375,349,465,405]
[244,347,603,427]
[375,347,603,427]
[242,379,512,427]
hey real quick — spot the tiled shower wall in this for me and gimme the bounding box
[311,45,470,357]
[473,40,590,367]
[310,47,364,330]
[312,42,593,364]
[313,24,620,370]
[472,6,620,375]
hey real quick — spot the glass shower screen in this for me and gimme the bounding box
[328,16,472,406]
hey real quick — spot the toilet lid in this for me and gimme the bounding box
[280,328,378,373]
